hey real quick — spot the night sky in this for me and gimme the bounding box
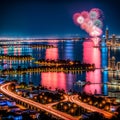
[0,0,120,38]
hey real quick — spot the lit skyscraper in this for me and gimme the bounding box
[105,26,109,42]
[112,34,116,44]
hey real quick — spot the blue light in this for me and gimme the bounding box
[101,47,108,95]
[101,47,108,68]
[65,40,73,60]
[102,35,105,38]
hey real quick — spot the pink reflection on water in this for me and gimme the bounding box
[18,47,21,56]
[83,38,101,94]
[57,72,66,90]
[14,48,17,56]
[3,46,8,55]
[41,72,66,91]
[41,43,67,91]
[41,72,57,90]
[3,47,8,65]
[46,48,58,60]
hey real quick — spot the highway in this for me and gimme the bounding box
[45,94,69,108]
[68,95,113,119]
[0,82,78,120]
[0,82,113,119]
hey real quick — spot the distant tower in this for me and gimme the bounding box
[102,35,105,43]
[105,26,109,42]
[112,34,116,45]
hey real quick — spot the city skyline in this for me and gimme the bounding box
[0,0,120,37]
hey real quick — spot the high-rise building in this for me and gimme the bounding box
[116,62,120,70]
[105,26,109,42]
[108,56,116,70]
[112,34,116,44]
[108,47,111,69]
[108,79,120,103]
[111,56,116,70]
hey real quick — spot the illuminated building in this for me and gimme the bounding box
[108,79,120,103]
[105,27,109,42]
[111,56,116,70]
[108,47,111,69]
[111,34,116,45]
[108,54,116,70]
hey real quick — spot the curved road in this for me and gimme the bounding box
[0,82,78,120]
[68,95,113,119]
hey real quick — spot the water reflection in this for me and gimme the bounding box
[41,72,66,91]
[42,42,67,91]
[101,44,108,95]
[41,41,75,92]
[1,39,111,94]
[2,45,33,83]
[83,38,101,94]
[2,45,32,69]
[64,41,74,60]
[46,47,58,60]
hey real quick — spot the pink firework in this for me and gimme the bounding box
[89,26,102,37]
[73,8,103,38]
[81,11,89,19]
[89,8,101,20]
[73,13,81,25]
[77,16,85,24]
